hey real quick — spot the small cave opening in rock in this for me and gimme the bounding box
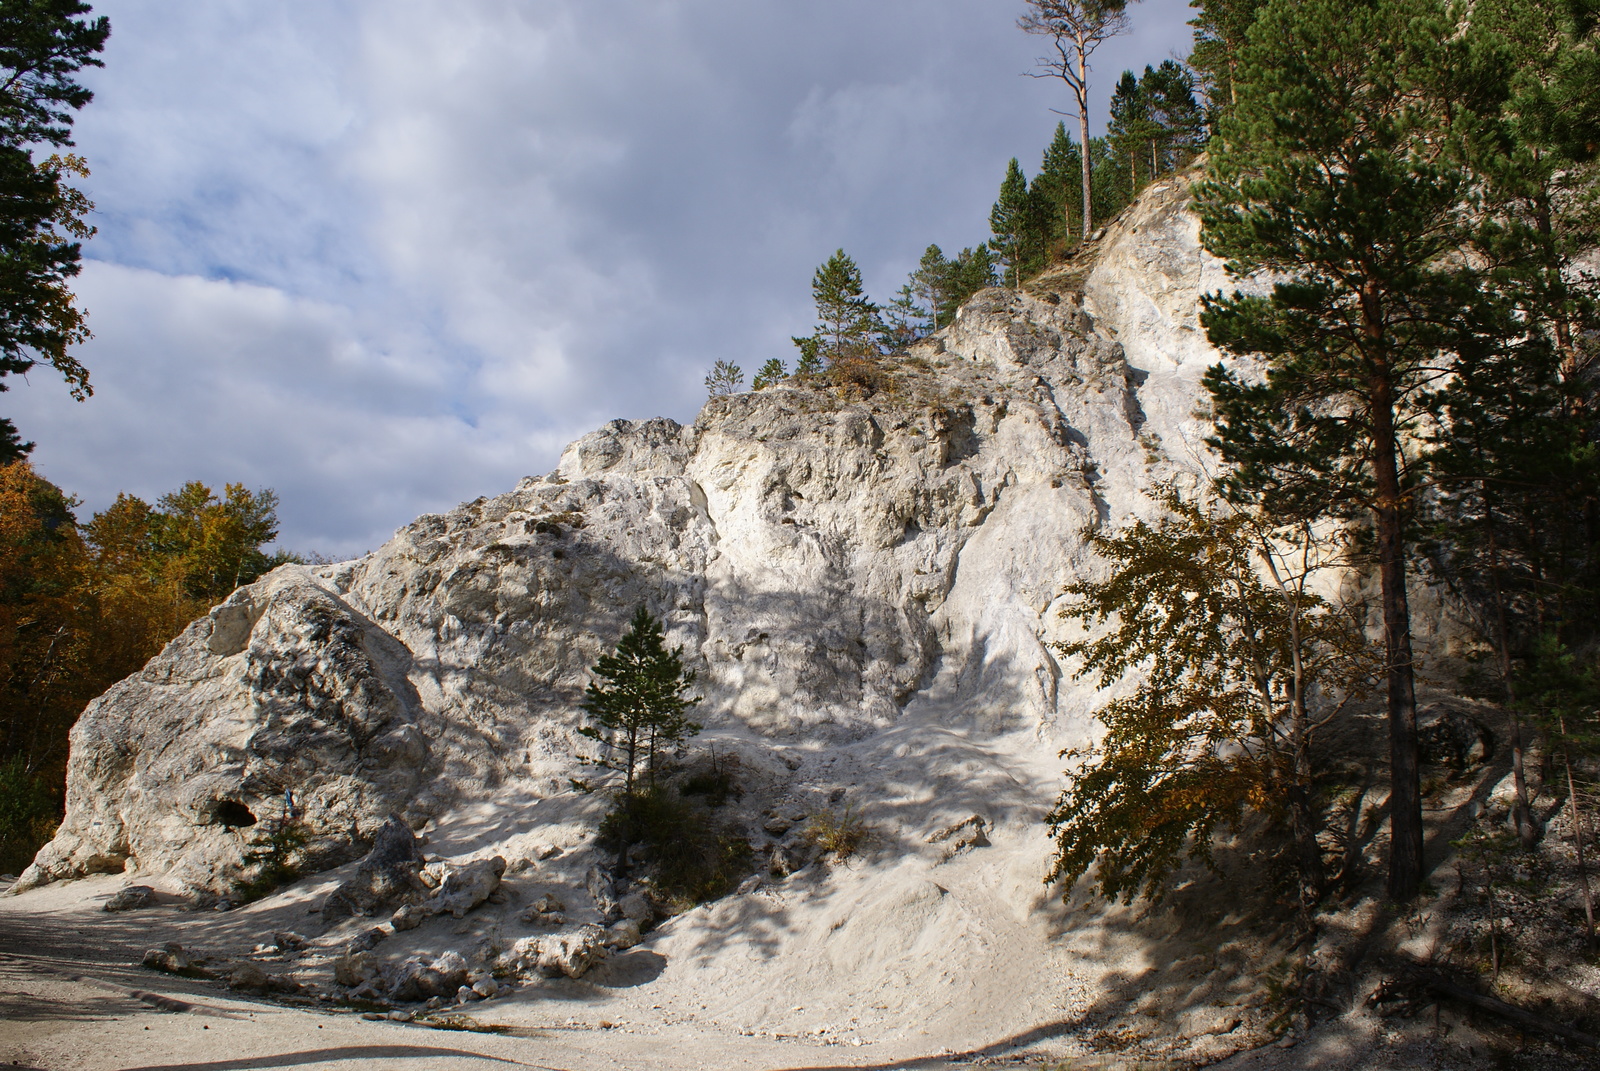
[213,800,257,828]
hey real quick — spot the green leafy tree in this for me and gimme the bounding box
[579,606,702,801]
[751,358,787,390]
[0,754,53,872]
[1048,488,1376,906]
[1019,0,1137,240]
[150,481,288,603]
[1194,0,1492,899]
[0,463,291,870]
[793,249,882,365]
[0,2,109,457]
[704,359,744,398]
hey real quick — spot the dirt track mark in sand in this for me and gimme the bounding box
[112,1045,554,1071]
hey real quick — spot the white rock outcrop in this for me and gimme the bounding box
[22,177,1241,895]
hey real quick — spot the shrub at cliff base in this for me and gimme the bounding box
[597,786,752,906]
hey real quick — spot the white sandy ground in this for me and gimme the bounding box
[2,857,1588,1070]
[0,715,1208,1071]
[5,716,1589,1070]
[3,867,1579,1071]
[0,760,1131,1071]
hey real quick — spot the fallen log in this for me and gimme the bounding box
[1423,977,1600,1050]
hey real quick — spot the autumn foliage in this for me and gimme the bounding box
[0,461,292,871]
[1047,489,1378,905]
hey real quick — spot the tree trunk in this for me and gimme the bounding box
[1288,628,1324,908]
[1483,502,1538,848]
[1564,739,1597,950]
[1076,34,1093,241]
[1261,537,1324,909]
[1369,357,1424,901]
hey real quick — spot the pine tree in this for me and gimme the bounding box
[797,249,882,364]
[1141,60,1206,172]
[1035,122,1083,252]
[1018,0,1137,240]
[1195,0,1490,900]
[1188,0,1267,114]
[990,158,1036,287]
[704,359,744,398]
[792,336,823,377]
[579,606,702,801]
[1108,63,1206,198]
[1416,0,1600,849]
[1107,70,1154,193]
[906,244,950,333]
[1087,135,1131,226]
[882,283,925,350]
[0,4,110,454]
[1423,325,1572,849]
[949,246,998,312]
[751,358,787,390]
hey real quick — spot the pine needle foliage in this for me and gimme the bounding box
[579,606,701,801]
[751,358,787,390]
[704,359,744,398]
[0,2,110,457]
[1047,488,1376,904]
[792,249,883,366]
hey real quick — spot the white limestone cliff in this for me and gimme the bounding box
[22,176,1237,898]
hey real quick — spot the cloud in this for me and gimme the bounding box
[22,262,570,558]
[13,0,1197,555]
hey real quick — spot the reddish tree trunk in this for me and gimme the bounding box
[1364,297,1424,901]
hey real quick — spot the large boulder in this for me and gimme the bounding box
[18,576,432,894]
[505,925,610,979]
[426,856,506,918]
[385,950,471,1002]
[320,815,427,920]
[103,885,158,912]
[1419,703,1496,771]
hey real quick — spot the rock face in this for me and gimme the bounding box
[21,177,1273,894]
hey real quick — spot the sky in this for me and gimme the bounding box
[15,0,1196,558]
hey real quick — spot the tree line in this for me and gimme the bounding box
[711,1,1208,398]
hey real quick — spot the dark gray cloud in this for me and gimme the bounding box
[17,0,1194,557]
